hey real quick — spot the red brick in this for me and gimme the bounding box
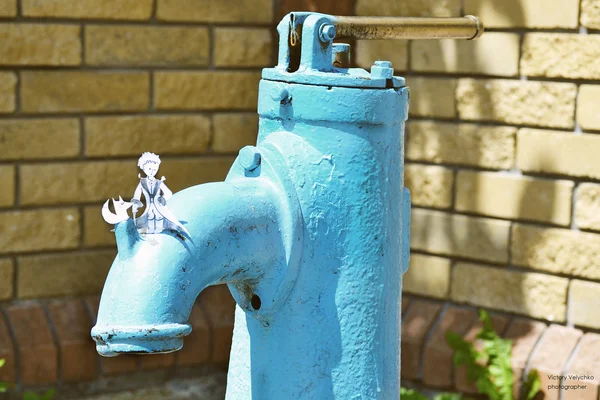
[278,0,355,21]
[46,299,97,382]
[0,313,16,386]
[422,307,478,388]
[177,301,210,366]
[200,285,235,364]
[402,296,410,314]
[6,303,57,385]
[455,314,511,394]
[528,325,582,400]
[504,318,547,399]
[139,354,175,370]
[400,300,443,380]
[85,296,138,375]
[563,333,600,400]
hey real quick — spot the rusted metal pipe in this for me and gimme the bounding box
[334,15,484,40]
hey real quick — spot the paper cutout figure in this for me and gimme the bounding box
[102,196,133,225]
[132,152,189,235]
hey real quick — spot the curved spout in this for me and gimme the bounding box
[91,177,290,356]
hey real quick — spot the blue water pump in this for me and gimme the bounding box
[91,12,483,399]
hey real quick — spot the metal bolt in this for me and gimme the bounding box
[239,146,261,172]
[332,43,351,68]
[319,24,337,43]
[270,86,289,102]
[370,60,394,80]
[374,60,392,68]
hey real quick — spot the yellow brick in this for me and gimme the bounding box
[21,71,149,113]
[21,160,135,206]
[214,28,271,67]
[86,115,210,157]
[451,262,568,322]
[464,0,579,28]
[22,0,153,20]
[456,171,573,226]
[157,0,273,23]
[407,77,456,119]
[517,129,600,179]
[20,157,234,205]
[406,121,515,169]
[18,250,115,298]
[0,0,16,16]
[0,258,13,300]
[404,164,453,209]
[213,113,258,153]
[356,0,460,17]
[84,205,115,247]
[0,208,79,253]
[411,208,510,263]
[159,157,234,190]
[0,119,79,160]
[521,34,600,80]
[155,72,260,110]
[569,280,600,329]
[86,26,209,66]
[0,166,15,207]
[355,40,408,72]
[0,24,80,66]
[577,85,600,131]
[581,0,600,29]
[403,254,450,299]
[575,183,600,231]
[411,33,519,76]
[512,224,600,280]
[0,72,16,113]
[456,79,576,129]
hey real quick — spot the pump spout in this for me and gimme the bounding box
[91,148,303,356]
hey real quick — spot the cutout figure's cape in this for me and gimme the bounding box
[135,178,189,236]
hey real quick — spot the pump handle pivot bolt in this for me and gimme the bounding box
[239,146,262,172]
[319,24,336,42]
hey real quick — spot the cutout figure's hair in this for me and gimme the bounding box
[138,152,161,168]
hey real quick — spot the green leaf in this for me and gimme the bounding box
[0,359,5,368]
[0,382,7,393]
[478,310,495,336]
[445,309,522,400]
[42,388,56,400]
[522,369,541,400]
[23,392,40,400]
[400,387,428,400]
[433,393,464,400]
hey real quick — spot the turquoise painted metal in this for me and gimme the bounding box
[92,12,482,399]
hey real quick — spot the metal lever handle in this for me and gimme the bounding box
[333,15,484,40]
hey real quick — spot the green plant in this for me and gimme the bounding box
[0,359,6,393]
[446,310,540,400]
[401,310,541,400]
[0,359,55,400]
[23,389,55,400]
[400,387,465,400]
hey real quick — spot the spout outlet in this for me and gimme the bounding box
[92,145,303,356]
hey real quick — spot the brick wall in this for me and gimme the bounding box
[1,0,600,398]
[0,1,272,299]
[360,0,600,331]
